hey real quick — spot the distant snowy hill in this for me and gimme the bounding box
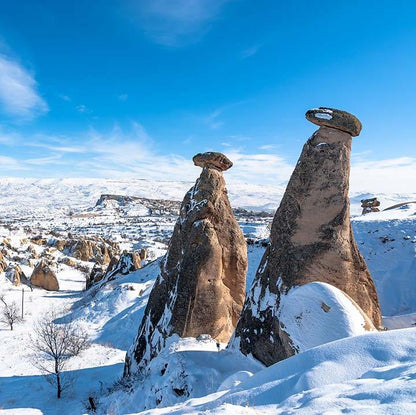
[1,179,416,414]
[1,177,416,218]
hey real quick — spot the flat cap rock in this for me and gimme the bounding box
[193,152,233,171]
[305,107,362,137]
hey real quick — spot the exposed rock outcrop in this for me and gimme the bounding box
[86,263,107,289]
[30,259,59,291]
[124,152,248,375]
[105,252,141,281]
[0,251,6,273]
[5,264,25,286]
[139,248,147,260]
[230,108,382,367]
[361,197,381,214]
[50,237,119,265]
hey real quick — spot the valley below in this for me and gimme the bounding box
[0,178,415,414]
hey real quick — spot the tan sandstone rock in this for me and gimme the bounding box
[124,152,247,375]
[230,108,382,367]
[0,251,6,273]
[30,259,59,291]
[139,248,147,260]
[5,264,25,286]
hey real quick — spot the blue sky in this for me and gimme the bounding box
[0,0,415,190]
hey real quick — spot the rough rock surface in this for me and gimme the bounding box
[51,237,119,265]
[86,263,107,289]
[124,152,247,375]
[305,107,362,136]
[193,152,233,171]
[361,197,381,215]
[0,251,6,273]
[230,109,381,367]
[30,259,59,291]
[106,252,141,281]
[5,264,25,286]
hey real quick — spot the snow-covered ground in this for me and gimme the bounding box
[0,179,416,414]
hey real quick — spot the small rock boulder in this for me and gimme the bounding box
[30,259,59,291]
[361,197,381,215]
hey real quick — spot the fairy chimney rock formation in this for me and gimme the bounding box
[124,152,247,375]
[361,197,381,214]
[230,107,382,367]
[30,259,59,291]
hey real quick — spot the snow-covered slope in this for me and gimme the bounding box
[1,181,416,414]
[352,204,416,327]
[136,328,416,415]
[278,282,373,353]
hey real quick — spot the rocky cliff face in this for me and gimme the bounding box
[230,108,382,367]
[124,152,247,375]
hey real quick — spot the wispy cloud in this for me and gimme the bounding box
[259,144,276,150]
[0,155,21,169]
[118,93,128,101]
[58,94,71,102]
[3,120,416,195]
[241,44,261,59]
[133,0,231,46]
[76,104,91,113]
[25,154,63,165]
[205,108,224,129]
[0,54,48,120]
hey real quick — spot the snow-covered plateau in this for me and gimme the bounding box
[0,178,415,414]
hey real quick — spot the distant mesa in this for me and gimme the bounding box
[230,107,381,366]
[125,151,247,375]
[305,107,362,137]
[193,152,233,171]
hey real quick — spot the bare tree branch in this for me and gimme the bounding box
[30,311,89,398]
[0,294,22,330]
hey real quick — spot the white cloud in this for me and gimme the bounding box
[0,54,48,120]
[118,93,128,101]
[3,120,416,197]
[350,156,416,194]
[134,0,231,46]
[224,150,294,184]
